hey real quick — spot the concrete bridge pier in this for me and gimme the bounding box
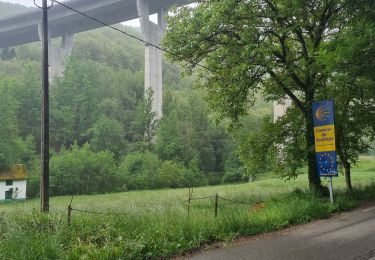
[38,24,74,81]
[137,0,167,119]
[273,99,292,122]
[49,34,74,81]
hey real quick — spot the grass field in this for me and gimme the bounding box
[0,157,375,259]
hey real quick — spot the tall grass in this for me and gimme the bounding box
[0,159,374,259]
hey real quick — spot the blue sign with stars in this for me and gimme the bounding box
[313,101,338,177]
[316,151,338,177]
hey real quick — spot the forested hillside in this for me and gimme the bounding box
[0,2,31,18]
[0,2,272,197]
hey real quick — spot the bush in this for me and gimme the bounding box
[221,168,246,184]
[156,160,207,188]
[50,143,117,195]
[222,151,247,184]
[117,151,162,190]
[155,161,187,188]
[118,153,207,190]
[206,171,225,185]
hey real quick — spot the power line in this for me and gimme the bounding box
[51,0,214,72]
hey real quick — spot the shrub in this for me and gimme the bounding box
[118,153,207,190]
[155,160,187,188]
[156,160,207,188]
[50,143,117,195]
[206,171,225,186]
[221,168,246,184]
[117,151,162,190]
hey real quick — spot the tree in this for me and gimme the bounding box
[0,78,19,170]
[88,116,125,160]
[129,89,158,148]
[11,61,41,142]
[0,16,241,194]
[222,149,247,184]
[0,48,16,60]
[241,3,375,191]
[0,2,30,18]
[331,79,375,191]
[51,60,107,146]
[240,109,307,180]
[50,55,144,151]
[229,97,273,180]
[163,0,365,191]
[156,90,226,175]
[12,136,39,198]
[320,16,375,191]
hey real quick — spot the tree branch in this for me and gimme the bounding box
[268,69,306,114]
[294,27,309,61]
[313,2,334,49]
[277,33,307,89]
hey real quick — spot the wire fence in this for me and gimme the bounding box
[66,189,261,226]
[181,195,214,203]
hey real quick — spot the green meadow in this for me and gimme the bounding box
[0,157,375,259]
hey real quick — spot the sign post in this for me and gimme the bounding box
[328,177,334,203]
[312,101,338,203]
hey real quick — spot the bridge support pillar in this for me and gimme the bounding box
[137,0,166,119]
[49,34,74,81]
[273,99,292,123]
[38,24,74,82]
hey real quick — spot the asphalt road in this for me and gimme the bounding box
[185,202,375,260]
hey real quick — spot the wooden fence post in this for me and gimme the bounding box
[67,205,72,226]
[214,193,218,218]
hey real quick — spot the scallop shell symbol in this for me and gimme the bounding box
[315,105,330,122]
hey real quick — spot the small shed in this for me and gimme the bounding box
[0,165,27,201]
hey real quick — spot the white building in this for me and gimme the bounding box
[0,165,27,201]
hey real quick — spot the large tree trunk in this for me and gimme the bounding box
[305,109,322,193]
[343,161,353,192]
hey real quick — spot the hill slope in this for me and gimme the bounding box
[0,2,31,19]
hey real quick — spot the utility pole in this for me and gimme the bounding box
[40,0,50,213]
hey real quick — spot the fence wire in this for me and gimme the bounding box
[70,208,121,216]
[218,196,252,205]
[67,192,260,225]
[182,195,215,203]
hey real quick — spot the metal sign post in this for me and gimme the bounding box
[328,177,334,203]
[313,101,338,203]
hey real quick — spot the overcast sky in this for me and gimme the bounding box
[2,0,44,7]
[0,0,142,26]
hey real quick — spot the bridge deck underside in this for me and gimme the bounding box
[0,0,189,48]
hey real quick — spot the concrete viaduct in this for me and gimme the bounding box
[0,0,284,121]
[0,0,191,118]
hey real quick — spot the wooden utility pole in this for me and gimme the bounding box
[40,0,50,213]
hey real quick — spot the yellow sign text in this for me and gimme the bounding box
[314,125,336,152]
